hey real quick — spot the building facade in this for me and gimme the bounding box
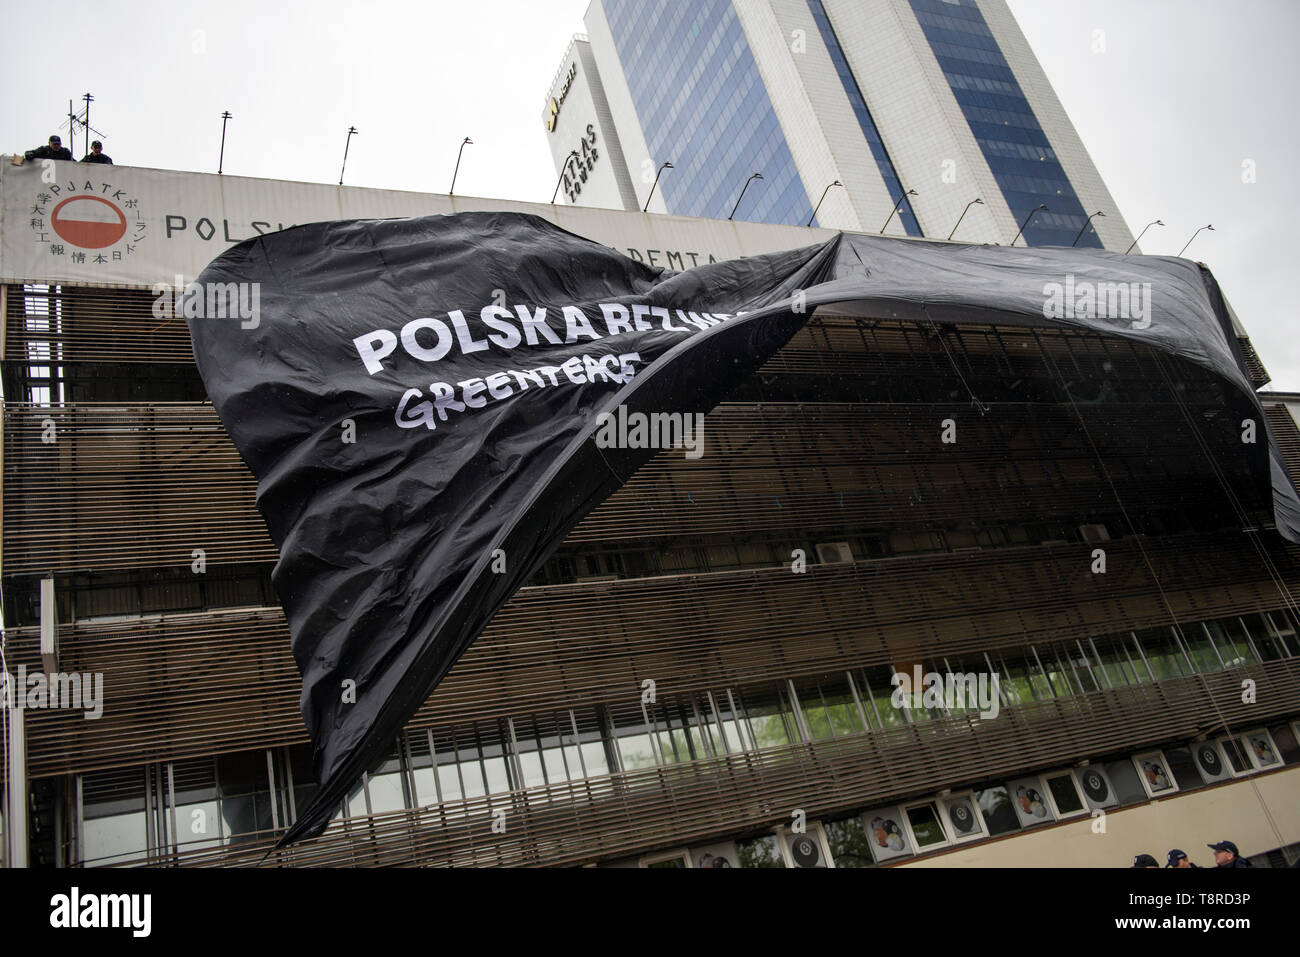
[552,0,1135,251]
[0,159,1298,868]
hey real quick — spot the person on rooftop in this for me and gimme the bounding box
[81,140,112,164]
[24,135,73,162]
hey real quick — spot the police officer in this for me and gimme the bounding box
[1132,853,1160,868]
[1208,840,1252,868]
[24,135,73,161]
[81,140,112,164]
[1166,849,1198,868]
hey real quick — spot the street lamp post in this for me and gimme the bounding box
[338,126,358,186]
[880,188,917,234]
[807,180,843,227]
[1071,210,1105,247]
[1124,219,1164,255]
[947,197,983,241]
[729,172,763,220]
[450,137,472,195]
[643,161,673,212]
[1178,224,1215,258]
[552,151,580,204]
[1011,204,1047,246]
[218,111,232,175]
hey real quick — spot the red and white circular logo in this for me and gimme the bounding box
[50,195,127,249]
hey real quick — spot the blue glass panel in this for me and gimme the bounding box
[602,0,816,226]
[907,0,1102,247]
[807,0,921,236]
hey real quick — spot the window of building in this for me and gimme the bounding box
[217,750,274,842]
[1161,745,1206,791]
[639,848,690,868]
[1134,628,1191,680]
[1282,724,1300,764]
[1182,626,1225,673]
[609,706,660,771]
[1218,735,1254,776]
[858,666,908,729]
[823,814,875,867]
[169,757,222,853]
[736,684,801,749]
[1253,612,1296,661]
[1042,770,1087,817]
[793,673,868,739]
[735,833,785,868]
[1089,635,1136,688]
[902,801,950,852]
[1102,759,1149,805]
[975,785,1020,837]
[80,766,149,866]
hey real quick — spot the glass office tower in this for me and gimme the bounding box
[559,0,1133,250]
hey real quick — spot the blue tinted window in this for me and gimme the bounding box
[907,0,1102,247]
[808,0,921,236]
[602,0,815,226]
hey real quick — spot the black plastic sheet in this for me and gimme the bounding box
[187,211,1299,845]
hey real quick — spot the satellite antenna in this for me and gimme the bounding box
[60,92,107,158]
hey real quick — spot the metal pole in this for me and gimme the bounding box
[947,197,983,241]
[82,93,93,161]
[643,161,673,212]
[218,111,232,174]
[807,180,842,227]
[68,100,76,159]
[1011,204,1047,246]
[1178,224,1214,258]
[729,172,763,220]
[450,137,472,195]
[552,151,579,204]
[1072,210,1104,247]
[879,188,916,234]
[339,126,357,186]
[1124,219,1163,255]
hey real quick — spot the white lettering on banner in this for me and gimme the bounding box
[376,302,748,435]
[395,352,644,432]
[356,304,733,375]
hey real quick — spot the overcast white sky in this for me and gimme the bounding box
[2,0,1297,388]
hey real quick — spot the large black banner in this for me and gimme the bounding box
[188,211,1299,846]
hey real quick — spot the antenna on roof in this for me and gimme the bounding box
[59,92,107,157]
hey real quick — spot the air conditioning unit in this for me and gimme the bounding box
[814,541,853,565]
[1073,765,1117,809]
[941,793,985,842]
[689,841,740,869]
[1191,740,1231,783]
[1078,524,1111,544]
[781,823,833,868]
